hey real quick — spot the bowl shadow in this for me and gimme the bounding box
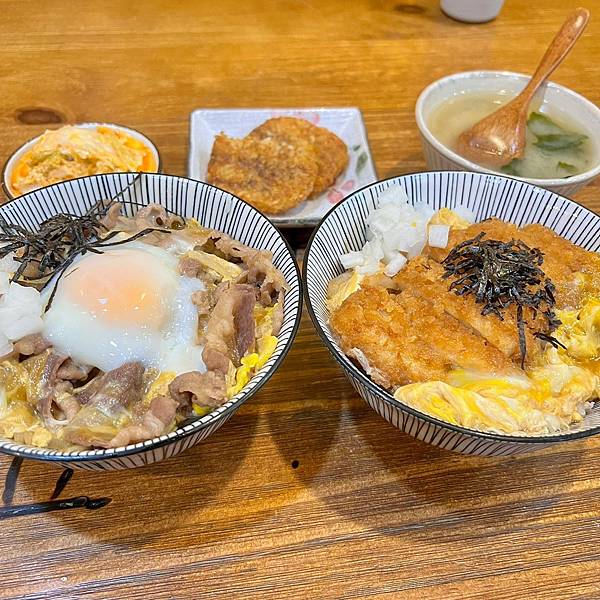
[1,407,262,549]
[265,312,346,485]
[314,397,587,534]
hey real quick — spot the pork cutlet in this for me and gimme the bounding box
[425,218,600,308]
[330,218,600,388]
[393,256,541,363]
[330,286,519,389]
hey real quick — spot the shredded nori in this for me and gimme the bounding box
[442,232,562,368]
[0,199,170,310]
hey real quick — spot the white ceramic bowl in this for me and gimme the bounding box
[2,122,161,199]
[0,173,302,470]
[304,171,600,456]
[415,71,600,197]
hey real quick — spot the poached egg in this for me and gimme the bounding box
[42,241,205,375]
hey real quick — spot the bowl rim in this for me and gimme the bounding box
[414,70,600,187]
[303,170,600,444]
[0,171,303,462]
[1,122,163,200]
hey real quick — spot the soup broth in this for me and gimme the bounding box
[427,91,597,179]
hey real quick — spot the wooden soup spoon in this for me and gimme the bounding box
[457,7,590,169]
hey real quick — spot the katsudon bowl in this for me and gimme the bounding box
[0,172,302,470]
[304,171,600,456]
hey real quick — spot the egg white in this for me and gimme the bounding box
[42,241,206,375]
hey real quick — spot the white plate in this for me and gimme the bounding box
[188,107,377,227]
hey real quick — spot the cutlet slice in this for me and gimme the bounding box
[206,133,318,214]
[522,223,600,301]
[393,256,540,361]
[393,291,519,377]
[330,286,518,389]
[496,221,585,307]
[330,287,448,387]
[330,287,447,386]
[521,223,593,271]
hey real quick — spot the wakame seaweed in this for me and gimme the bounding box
[533,133,587,152]
[442,232,562,368]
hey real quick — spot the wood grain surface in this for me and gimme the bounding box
[1,1,600,598]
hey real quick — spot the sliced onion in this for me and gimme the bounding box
[452,204,476,223]
[357,259,381,276]
[340,251,364,270]
[0,282,44,341]
[3,282,42,307]
[428,224,450,249]
[407,238,427,258]
[0,250,17,274]
[361,239,384,264]
[377,185,410,208]
[343,189,463,282]
[0,272,9,296]
[384,253,407,277]
[0,314,44,341]
[412,202,435,221]
[0,331,12,359]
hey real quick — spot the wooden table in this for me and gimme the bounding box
[1,1,600,598]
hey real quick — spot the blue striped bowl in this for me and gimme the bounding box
[304,171,600,456]
[0,173,302,470]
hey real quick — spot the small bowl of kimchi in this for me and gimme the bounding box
[2,123,161,199]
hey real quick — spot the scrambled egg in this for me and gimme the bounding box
[553,299,600,361]
[394,300,600,435]
[327,270,363,312]
[330,207,600,436]
[227,304,279,397]
[0,356,54,447]
[144,370,176,404]
[182,249,243,281]
[428,207,471,230]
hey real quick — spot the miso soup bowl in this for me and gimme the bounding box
[304,171,600,456]
[0,173,302,470]
[415,71,600,197]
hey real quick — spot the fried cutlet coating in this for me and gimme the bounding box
[206,133,318,214]
[332,214,600,392]
[393,256,541,363]
[250,117,348,196]
[330,286,518,388]
[522,223,600,299]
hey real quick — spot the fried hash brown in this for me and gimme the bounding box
[206,134,318,214]
[250,117,348,196]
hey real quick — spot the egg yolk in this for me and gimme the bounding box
[60,250,174,328]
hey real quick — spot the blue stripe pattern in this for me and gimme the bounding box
[304,171,600,456]
[0,173,302,470]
